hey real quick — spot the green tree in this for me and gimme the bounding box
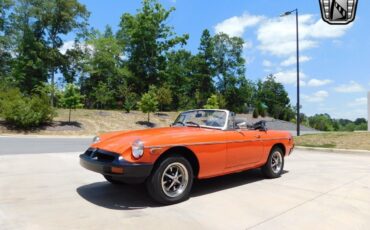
[33,82,63,108]
[164,49,194,110]
[203,94,219,109]
[117,0,188,92]
[117,83,138,113]
[354,118,367,125]
[212,33,247,112]
[81,26,131,108]
[60,83,84,122]
[138,91,158,123]
[192,29,215,107]
[93,82,114,109]
[308,114,334,131]
[0,0,13,81]
[156,85,172,111]
[10,0,89,104]
[10,0,49,94]
[37,0,89,106]
[123,92,138,113]
[256,75,292,120]
[216,94,227,109]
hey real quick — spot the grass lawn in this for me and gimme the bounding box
[295,132,370,151]
[0,109,179,136]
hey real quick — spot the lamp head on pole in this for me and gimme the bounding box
[280,9,297,17]
[280,11,292,17]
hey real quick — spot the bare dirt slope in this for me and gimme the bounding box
[0,109,316,136]
[0,109,179,136]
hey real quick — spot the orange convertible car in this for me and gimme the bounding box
[80,109,294,204]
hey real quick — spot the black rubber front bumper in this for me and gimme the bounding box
[79,148,153,184]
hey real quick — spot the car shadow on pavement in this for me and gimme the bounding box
[76,169,289,210]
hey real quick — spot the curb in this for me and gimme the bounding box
[295,146,370,154]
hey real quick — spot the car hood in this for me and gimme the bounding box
[91,126,221,154]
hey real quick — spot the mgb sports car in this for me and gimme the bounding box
[80,109,294,204]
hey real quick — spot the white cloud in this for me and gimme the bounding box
[59,41,75,55]
[281,55,311,66]
[309,19,352,38]
[256,14,351,57]
[274,70,306,86]
[214,13,264,37]
[262,60,272,67]
[348,97,367,107]
[243,41,253,49]
[59,40,94,55]
[302,90,329,102]
[307,78,332,87]
[334,81,365,93]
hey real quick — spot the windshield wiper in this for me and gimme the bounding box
[185,121,200,127]
[173,121,185,126]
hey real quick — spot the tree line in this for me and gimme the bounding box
[301,114,367,131]
[0,0,366,130]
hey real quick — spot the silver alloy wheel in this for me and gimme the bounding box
[161,162,189,198]
[271,151,283,174]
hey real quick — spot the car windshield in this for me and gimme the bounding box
[173,110,227,129]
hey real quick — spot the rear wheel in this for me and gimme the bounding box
[146,156,193,205]
[103,175,125,185]
[262,147,284,178]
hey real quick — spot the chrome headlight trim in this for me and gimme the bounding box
[92,136,100,144]
[132,139,144,159]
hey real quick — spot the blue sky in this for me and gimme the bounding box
[64,0,370,120]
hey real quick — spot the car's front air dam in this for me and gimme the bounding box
[79,149,153,184]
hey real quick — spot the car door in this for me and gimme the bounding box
[225,129,264,168]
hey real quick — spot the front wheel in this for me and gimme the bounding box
[146,156,193,205]
[261,147,284,178]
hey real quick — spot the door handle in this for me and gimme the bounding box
[255,134,261,138]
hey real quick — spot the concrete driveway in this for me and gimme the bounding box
[0,149,369,230]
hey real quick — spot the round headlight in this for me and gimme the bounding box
[92,136,100,143]
[132,139,144,159]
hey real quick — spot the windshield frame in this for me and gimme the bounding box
[173,109,230,130]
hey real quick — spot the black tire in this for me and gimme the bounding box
[261,147,284,178]
[103,175,125,185]
[146,156,194,205]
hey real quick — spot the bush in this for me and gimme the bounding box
[0,88,55,128]
[253,109,259,118]
[259,108,266,117]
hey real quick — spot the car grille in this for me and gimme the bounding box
[84,148,116,163]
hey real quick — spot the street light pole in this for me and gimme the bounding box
[280,9,300,136]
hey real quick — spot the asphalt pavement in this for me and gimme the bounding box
[0,136,91,155]
[0,141,369,229]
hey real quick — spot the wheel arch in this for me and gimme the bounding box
[271,143,286,156]
[154,146,200,178]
